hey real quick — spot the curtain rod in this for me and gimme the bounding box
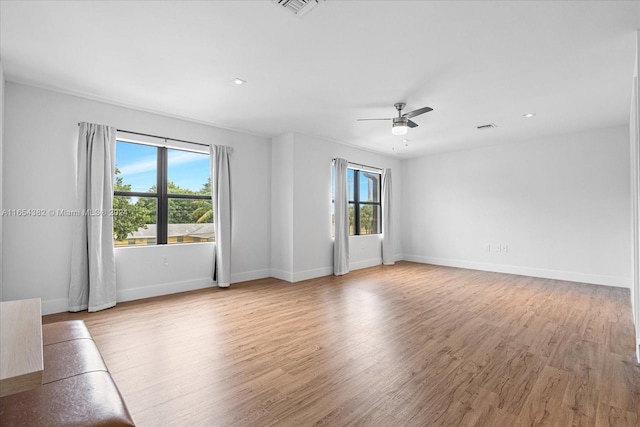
[332,158,383,172]
[77,123,210,148]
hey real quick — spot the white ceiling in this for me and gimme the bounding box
[1,0,639,158]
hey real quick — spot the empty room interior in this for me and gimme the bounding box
[0,1,639,426]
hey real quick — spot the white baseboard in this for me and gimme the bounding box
[42,279,214,315]
[275,257,402,283]
[44,278,214,316]
[49,255,624,316]
[350,257,382,271]
[403,255,631,288]
[117,277,215,303]
[231,269,270,284]
[270,268,294,282]
[40,269,275,315]
[41,298,70,316]
[288,258,386,282]
[292,266,334,283]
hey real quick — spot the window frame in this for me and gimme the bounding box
[349,168,382,236]
[113,139,212,245]
[332,163,382,237]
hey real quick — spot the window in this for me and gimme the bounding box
[332,164,381,236]
[114,140,214,246]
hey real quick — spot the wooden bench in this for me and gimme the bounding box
[0,320,135,426]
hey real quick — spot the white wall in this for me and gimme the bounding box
[271,132,403,282]
[3,82,271,314]
[270,133,294,280]
[402,126,631,287]
[631,30,639,358]
[0,61,4,301]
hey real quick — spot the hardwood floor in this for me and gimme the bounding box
[43,262,639,427]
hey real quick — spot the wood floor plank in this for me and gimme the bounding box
[41,262,639,426]
[595,401,639,427]
[562,359,601,419]
[517,365,570,426]
[599,352,640,414]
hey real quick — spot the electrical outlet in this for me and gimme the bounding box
[503,245,508,253]
[485,244,491,252]
[162,256,169,266]
[496,244,502,252]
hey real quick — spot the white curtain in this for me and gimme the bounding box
[211,145,233,287]
[382,167,394,265]
[630,30,639,359]
[69,123,117,312]
[334,158,349,275]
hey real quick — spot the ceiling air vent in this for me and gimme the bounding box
[477,123,497,130]
[273,0,322,17]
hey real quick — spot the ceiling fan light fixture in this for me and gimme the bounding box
[392,117,409,135]
[392,125,408,135]
[357,102,433,135]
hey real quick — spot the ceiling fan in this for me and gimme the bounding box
[357,102,433,135]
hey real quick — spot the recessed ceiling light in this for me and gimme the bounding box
[233,78,247,85]
[522,113,536,118]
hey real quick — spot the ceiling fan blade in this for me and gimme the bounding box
[403,106,433,118]
[356,118,392,121]
[407,120,418,128]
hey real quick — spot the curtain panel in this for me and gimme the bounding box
[210,145,233,287]
[334,158,350,275]
[69,122,117,312]
[382,168,394,265]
